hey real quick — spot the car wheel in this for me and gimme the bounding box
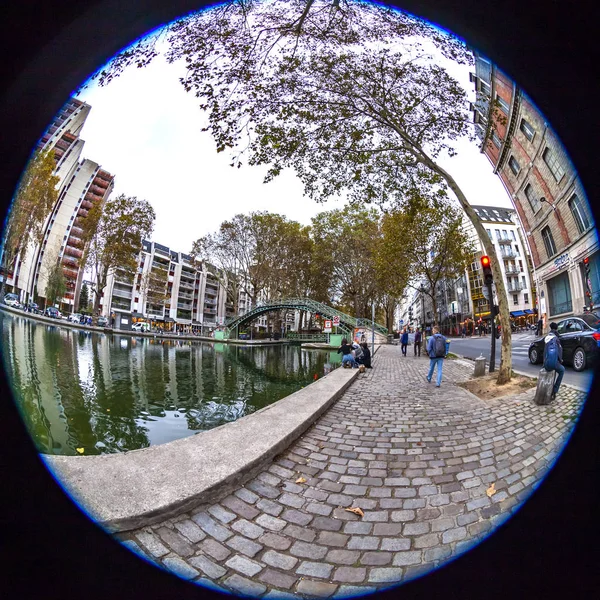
[529,346,540,364]
[572,347,587,372]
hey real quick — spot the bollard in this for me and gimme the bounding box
[474,356,486,377]
[534,368,556,405]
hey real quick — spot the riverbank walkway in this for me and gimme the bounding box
[116,345,586,597]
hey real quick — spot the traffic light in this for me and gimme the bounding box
[493,304,499,316]
[480,255,493,285]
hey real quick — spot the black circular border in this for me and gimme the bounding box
[1,1,598,599]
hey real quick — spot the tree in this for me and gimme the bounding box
[78,283,89,312]
[310,204,380,318]
[93,2,513,382]
[83,194,155,314]
[378,197,475,328]
[45,260,67,309]
[140,263,169,314]
[0,148,59,297]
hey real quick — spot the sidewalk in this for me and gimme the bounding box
[117,345,586,597]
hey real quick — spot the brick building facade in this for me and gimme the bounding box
[471,52,598,328]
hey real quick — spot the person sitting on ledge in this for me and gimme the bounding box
[337,338,358,368]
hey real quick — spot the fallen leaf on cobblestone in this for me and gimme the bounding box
[76,448,85,454]
[486,483,496,497]
[296,476,307,484]
[345,507,365,518]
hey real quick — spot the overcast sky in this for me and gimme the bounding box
[75,11,513,254]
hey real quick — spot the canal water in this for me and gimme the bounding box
[0,312,341,456]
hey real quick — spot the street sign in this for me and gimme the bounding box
[324,320,332,333]
[332,316,340,326]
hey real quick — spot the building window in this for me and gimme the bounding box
[508,156,520,175]
[479,79,491,97]
[519,118,535,141]
[491,130,501,147]
[568,194,591,234]
[496,94,510,114]
[486,229,492,239]
[547,271,572,316]
[513,294,519,305]
[541,226,557,258]
[524,184,541,213]
[542,147,565,181]
[515,244,519,255]
[522,275,527,288]
[524,293,529,304]
[510,230,516,240]
[519,260,524,271]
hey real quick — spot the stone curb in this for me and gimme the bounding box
[43,366,361,533]
[454,352,589,393]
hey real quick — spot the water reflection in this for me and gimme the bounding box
[1,312,338,456]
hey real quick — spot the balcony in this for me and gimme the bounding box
[177,302,192,310]
[203,308,217,314]
[67,236,84,249]
[64,246,83,259]
[506,282,525,293]
[178,291,194,300]
[501,249,517,259]
[204,299,217,306]
[81,200,93,210]
[70,226,84,237]
[496,237,513,245]
[113,288,132,299]
[63,268,78,280]
[504,266,520,274]
[179,282,194,292]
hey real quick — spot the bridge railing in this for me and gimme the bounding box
[285,332,329,342]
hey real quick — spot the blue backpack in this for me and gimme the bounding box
[543,334,559,370]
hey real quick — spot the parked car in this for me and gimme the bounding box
[3,293,21,308]
[528,312,600,371]
[132,322,150,332]
[68,313,82,323]
[25,302,40,313]
[97,316,109,327]
[44,306,61,319]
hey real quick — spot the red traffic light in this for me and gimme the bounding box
[583,257,589,265]
[481,255,491,267]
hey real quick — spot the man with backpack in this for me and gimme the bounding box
[543,322,565,400]
[426,326,447,387]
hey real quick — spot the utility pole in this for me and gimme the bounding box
[371,301,375,358]
[481,255,496,373]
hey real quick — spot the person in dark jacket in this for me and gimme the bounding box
[400,329,409,356]
[545,322,565,399]
[413,328,422,357]
[337,338,358,368]
[426,326,447,387]
[357,342,372,368]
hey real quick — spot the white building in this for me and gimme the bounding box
[463,205,537,328]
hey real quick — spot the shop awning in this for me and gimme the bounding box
[510,311,526,317]
[524,309,537,314]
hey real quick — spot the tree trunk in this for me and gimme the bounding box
[423,159,513,384]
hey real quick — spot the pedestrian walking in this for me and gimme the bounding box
[426,326,447,387]
[413,328,422,357]
[536,317,543,336]
[400,328,409,356]
[543,322,565,400]
[338,338,358,368]
[461,325,466,338]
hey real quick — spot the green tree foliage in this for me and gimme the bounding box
[45,260,67,308]
[83,194,155,314]
[310,204,380,318]
[1,149,59,294]
[78,282,89,312]
[94,1,511,382]
[378,197,475,327]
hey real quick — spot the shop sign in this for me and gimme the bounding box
[554,253,569,270]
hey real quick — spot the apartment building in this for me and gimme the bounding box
[462,205,536,329]
[101,240,250,333]
[470,51,598,327]
[2,98,114,310]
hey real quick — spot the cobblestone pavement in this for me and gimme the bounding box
[117,346,587,597]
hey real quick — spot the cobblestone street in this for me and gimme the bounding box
[117,346,587,597]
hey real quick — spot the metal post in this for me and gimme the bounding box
[371,301,375,357]
[488,279,496,373]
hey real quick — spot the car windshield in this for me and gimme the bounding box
[580,313,600,328]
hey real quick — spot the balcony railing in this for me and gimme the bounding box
[504,266,520,274]
[501,249,517,259]
[203,308,217,314]
[496,237,513,245]
[178,292,194,300]
[81,200,93,210]
[113,288,132,299]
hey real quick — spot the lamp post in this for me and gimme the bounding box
[371,301,375,358]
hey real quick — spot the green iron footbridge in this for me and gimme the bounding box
[223,297,388,340]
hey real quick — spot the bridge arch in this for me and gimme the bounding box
[223,297,388,339]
